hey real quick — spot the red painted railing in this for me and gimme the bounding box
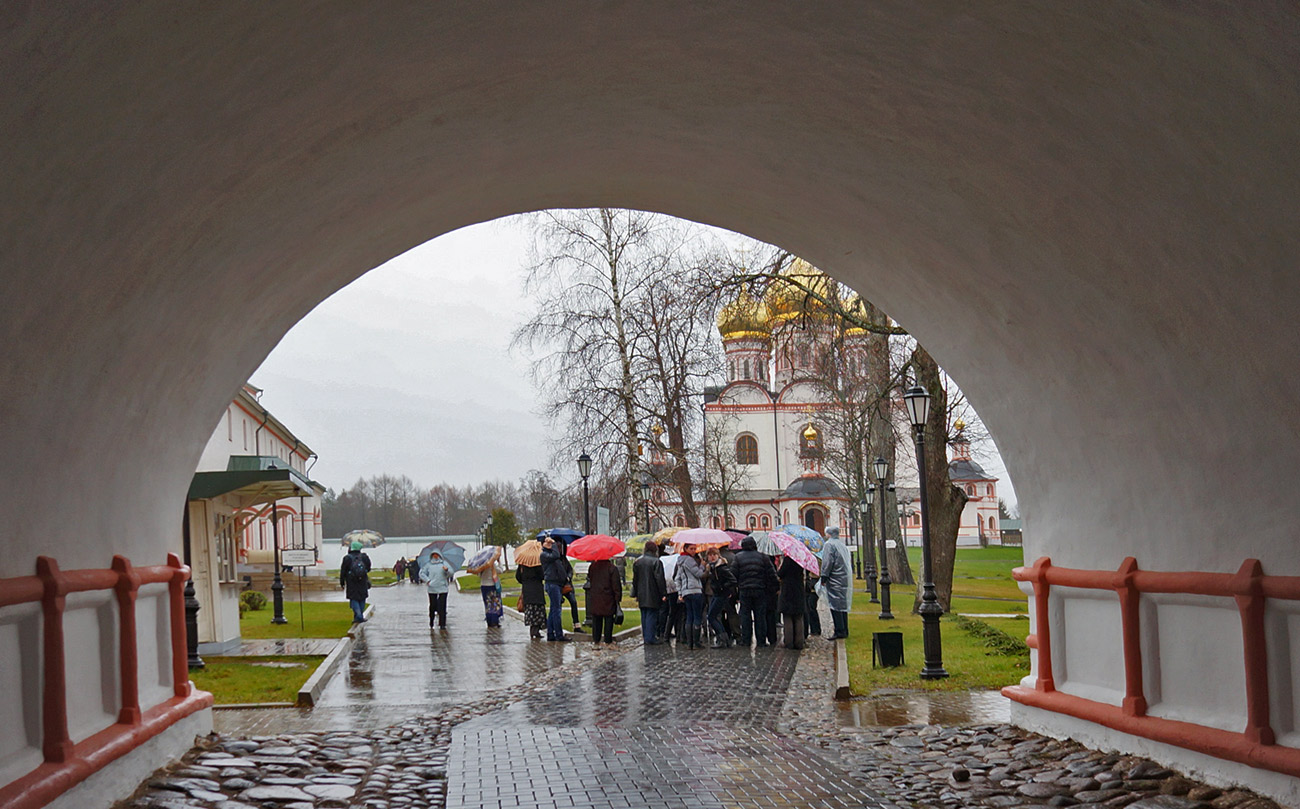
[1005,556,1300,778]
[0,554,213,809]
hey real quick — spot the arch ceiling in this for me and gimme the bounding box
[2,4,1297,572]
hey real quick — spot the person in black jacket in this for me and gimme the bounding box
[631,541,668,644]
[703,547,737,648]
[539,536,570,641]
[515,561,546,639]
[340,541,372,623]
[732,536,779,647]
[777,555,808,649]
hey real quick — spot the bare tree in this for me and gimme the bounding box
[695,411,755,528]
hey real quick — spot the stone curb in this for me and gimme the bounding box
[295,603,373,707]
[834,637,852,700]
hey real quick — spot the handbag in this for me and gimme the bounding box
[614,603,624,626]
[514,594,524,611]
[561,583,574,596]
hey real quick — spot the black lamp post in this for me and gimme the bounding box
[905,385,947,678]
[640,477,651,533]
[860,490,878,602]
[270,501,288,624]
[486,513,494,549]
[873,458,894,620]
[577,452,592,535]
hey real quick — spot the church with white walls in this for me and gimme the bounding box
[651,260,1001,545]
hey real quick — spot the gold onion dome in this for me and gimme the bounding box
[765,258,838,323]
[717,290,771,339]
[843,294,870,337]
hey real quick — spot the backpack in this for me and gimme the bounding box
[345,554,369,585]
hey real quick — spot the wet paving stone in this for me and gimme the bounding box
[116,586,1285,809]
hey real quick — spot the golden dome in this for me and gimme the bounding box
[717,290,771,339]
[765,258,838,323]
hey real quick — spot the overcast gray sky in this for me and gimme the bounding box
[250,215,1019,511]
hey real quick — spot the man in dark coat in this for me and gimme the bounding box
[586,558,623,644]
[631,540,667,644]
[732,536,779,647]
[340,541,372,623]
[540,536,570,641]
[777,556,808,649]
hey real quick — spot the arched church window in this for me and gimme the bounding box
[743,358,751,379]
[965,483,976,495]
[798,343,810,366]
[989,517,996,532]
[675,514,686,527]
[761,515,771,529]
[736,434,758,465]
[987,484,995,496]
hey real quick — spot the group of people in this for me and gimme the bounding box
[341,527,854,648]
[629,529,851,650]
[516,534,612,642]
[391,556,422,584]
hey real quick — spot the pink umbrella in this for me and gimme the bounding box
[770,531,820,575]
[724,529,748,550]
[670,527,734,550]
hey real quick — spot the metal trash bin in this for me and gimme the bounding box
[872,631,904,668]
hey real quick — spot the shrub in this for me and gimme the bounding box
[240,590,268,611]
[955,615,1029,658]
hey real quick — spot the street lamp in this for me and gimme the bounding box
[577,452,592,535]
[904,385,947,678]
[486,513,494,549]
[270,500,287,624]
[873,458,894,620]
[640,476,651,533]
[860,489,878,603]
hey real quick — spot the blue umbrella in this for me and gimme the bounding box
[417,540,465,572]
[777,524,824,553]
[536,527,584,544]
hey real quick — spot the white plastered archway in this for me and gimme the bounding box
[3,5,1300,796]
[4,3,1296,571]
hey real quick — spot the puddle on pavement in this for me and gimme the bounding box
[835,689,1010,727]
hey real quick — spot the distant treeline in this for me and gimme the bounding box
[321,470,584,539]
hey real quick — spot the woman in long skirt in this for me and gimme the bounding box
[516,559,546,638]
[479,558,503,627]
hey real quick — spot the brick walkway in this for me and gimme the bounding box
[451,644,893,809]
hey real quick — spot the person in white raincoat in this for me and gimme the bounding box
[818,528,852,639]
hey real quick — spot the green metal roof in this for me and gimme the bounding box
[188,456,323,504]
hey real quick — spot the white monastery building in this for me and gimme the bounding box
[652,260,1000,545]
[185,384,323,653]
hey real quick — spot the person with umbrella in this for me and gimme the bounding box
[340,540,372,623]
[514,540,546,639]
[703,547,737,648]
[466,547,504,628]
[540,535,570,641]
[631,540,667,644]
[732,536,779,647]
[585,555,622,645]
[673,544,706,649]
[776,553,808,650]
[421,550,456,629]
[819,527,853,639]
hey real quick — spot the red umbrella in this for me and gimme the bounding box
[565,534,627,561]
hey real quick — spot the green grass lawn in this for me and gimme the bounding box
[327,568,397,587]
[846,547,1030,693]
[239,600,355,639]
[190,655,325,704]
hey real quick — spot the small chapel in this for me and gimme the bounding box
[650,259,1001,545]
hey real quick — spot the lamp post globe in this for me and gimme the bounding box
[640,477,651,533]
[873,459,894,620]
[577,452,592,535]
[904,385,947,679]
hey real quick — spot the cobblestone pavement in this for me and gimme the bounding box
[120,587,1282,809]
